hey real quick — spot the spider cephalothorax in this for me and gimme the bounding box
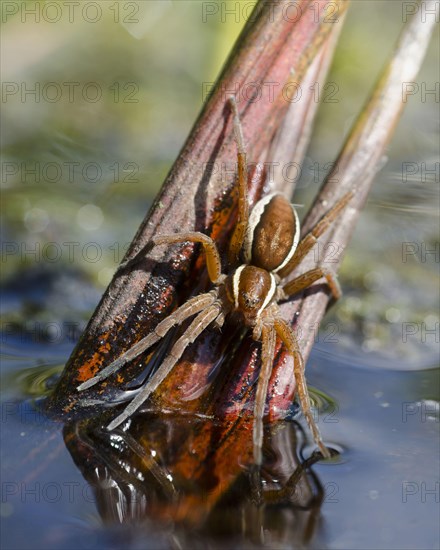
[78,98,352,463]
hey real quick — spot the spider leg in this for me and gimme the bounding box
[273,318,331,459]
[278,191,353,279]
[107,303,223,431]
[227,96,250,265]
[77,291,217,391]
[153,232,222,284]
[282,267,341,301]
[253,323,277,466]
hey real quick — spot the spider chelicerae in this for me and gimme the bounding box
[78,97,352,463]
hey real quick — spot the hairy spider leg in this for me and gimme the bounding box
[153,233,223,284]
[274,318,331,459]
[278,191,353,279]
[78,230,224,392]
[77,291,217,391]
[107,303,224,430]
[253,323,277,466]
[282,267,342,301]
[227,96,250,266]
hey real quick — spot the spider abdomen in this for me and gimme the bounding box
[243,193,300,272]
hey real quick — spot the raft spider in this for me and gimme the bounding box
[78,98,352,464]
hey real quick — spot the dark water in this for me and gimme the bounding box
[1,316,438,549]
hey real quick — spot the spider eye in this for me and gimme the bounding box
[242,292,259,308]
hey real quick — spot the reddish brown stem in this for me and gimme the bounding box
[49,0,349,415]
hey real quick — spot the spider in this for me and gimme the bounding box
[78,97,352,464]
